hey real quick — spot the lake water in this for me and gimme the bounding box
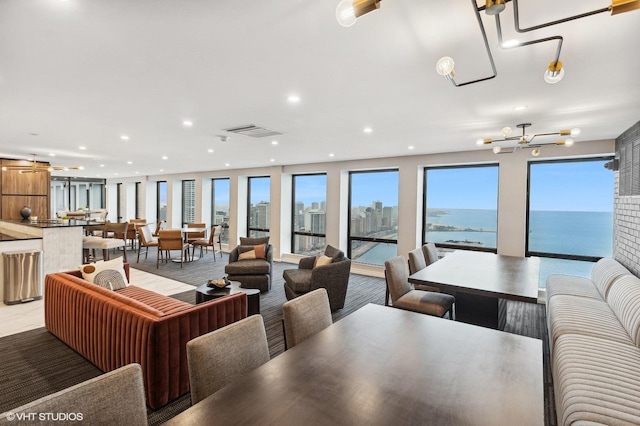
[356,208,613,281]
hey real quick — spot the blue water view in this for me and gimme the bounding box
[356,208,613,268]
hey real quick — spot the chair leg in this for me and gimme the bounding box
[136,244,141,263]
[384,285,390,306]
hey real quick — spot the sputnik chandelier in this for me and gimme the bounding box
[335,0,640,87]
[476,123,581,156]
[1,154,83,174]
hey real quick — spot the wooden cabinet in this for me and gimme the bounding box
[0,159,51,220]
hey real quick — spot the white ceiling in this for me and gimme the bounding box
[1,0,639,179]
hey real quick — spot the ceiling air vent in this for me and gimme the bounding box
[223,125,284,138]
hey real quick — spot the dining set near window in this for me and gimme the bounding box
[82,219,223,268]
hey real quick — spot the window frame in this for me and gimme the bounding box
[211,178,230,244]
[247,176,271,237]
[291,173,327,254]
[422,163,499,253]
[347,169,399,263]
[525,156,614,262]
[156,181,167,222]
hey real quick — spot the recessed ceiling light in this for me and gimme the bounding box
[100,164,105,167]
[160,169,164,172]
[162,156,168,160]
[135,171,139,174]
[270,158,275,162]
[225,163,230,167]
[183,120,193,127]
[363,127,373,134]
[120,135,129,140]
[49,153,56,157]
[114,173,119,176]
[79,146,86,150]
[329,153,335,157]
[408,146,414,150]
[127,161,133,165]
[514,105,528,111]
[207,149,214,153]
[78,166,84,170]
[271,140,278,145]
[287,95,300,103]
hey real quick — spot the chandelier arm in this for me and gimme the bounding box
[512,0,610,33]
[494,13,564,67]
[448,0,497,87]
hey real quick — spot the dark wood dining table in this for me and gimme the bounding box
[408,250,540,330]
[164,304,543,426]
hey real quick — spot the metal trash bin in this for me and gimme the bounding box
[3,250,42,305]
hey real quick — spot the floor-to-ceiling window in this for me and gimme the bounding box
[292,174,327,254]
[348,170,398,266]
[182,179,196,224]
[527,157,614,286]
[248,176,270,238]
[423,165,499,252]
[211,178,230,244]
[157,181,167,222]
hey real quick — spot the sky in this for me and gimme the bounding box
[165,158,615,212]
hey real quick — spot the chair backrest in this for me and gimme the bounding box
[158,229,184,250]
[408,248,427,274]
[138,223,155,245]
[385,256,412,303]
[422,242,439,266]
[208,225,221,244]
[103,221,128,240]
[0,364,148,425]
[186,223,206,239]
[187,315,270,405]
[153,220,163,236]
[283,288,333,349]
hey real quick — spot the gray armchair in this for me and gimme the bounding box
[283,245,351,311]
[225,237,273,292]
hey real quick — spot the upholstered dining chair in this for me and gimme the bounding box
[185,222,206,244]
[152,220,163,237]
[385,247,432,306]
[0,364,148,425]
[82,221,128,263]
[137,223,159,263]
[157,229,190,268]
[422,242,439,266]
[191,225,221,261]
[186,315,270,405]
[384,256,455,319]
[282,288,333,350]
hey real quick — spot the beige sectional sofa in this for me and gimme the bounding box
[546,257,640,425]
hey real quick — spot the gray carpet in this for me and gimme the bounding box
[0,246,555,425]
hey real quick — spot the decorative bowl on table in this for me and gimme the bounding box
[207,277,230,288]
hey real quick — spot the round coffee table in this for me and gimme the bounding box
[195,281,260,316]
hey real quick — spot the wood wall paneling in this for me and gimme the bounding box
[0,159,51,220]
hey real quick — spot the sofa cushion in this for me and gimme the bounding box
[546,274,602,301]
[553,334,640,426]
[547,294,632,353]
[80,257,128,288]
[283,269,312,293]
[607,274,640,346]
[591,257,631,299]
[239,236,270,246]
[226,259,271,275]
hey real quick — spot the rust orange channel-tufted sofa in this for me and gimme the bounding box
[44,265,248,409]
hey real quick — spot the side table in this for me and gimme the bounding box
[195,281,260,316]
